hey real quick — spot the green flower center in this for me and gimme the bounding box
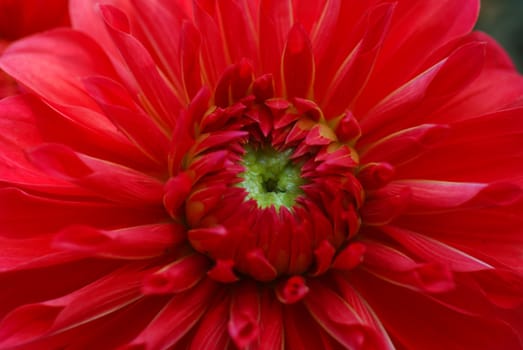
[238,145,305,210]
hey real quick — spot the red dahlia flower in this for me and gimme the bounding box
[0,0,523,349]
[0,0,70,98]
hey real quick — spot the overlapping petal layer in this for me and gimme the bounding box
[0,0,522,349]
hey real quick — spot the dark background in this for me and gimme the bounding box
[477,0,523,71]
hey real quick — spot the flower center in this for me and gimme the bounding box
[238,145,305,210]
[164,66,365,284]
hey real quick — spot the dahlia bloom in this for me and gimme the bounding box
[0,0,70,98]
[1,0,523,349]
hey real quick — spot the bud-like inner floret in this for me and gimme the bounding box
[238,145,305,210]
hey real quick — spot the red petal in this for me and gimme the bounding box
[0,235,76,273]
[360,123,450,165]
[0,188,166,239]
[188,225,228,255]
[84,76,170,165]
[100,4,182,130]
[304,280,381,349]
[180,21,203,100]
[394,199,523,269]
[207,259,239,283]
[189,297,231,350]
[276,276,310,304]
[319,3,395,117]
[142,254,209,295]
[127,279,217,349]
[357,162,395,190]
[0,266,146,348]
[228,283,260,349]
[28,144,165,205]
[381,225,493,272]
[193,0,228,86]
[360,0,480,114]
[360,42,485,143]
[362,240,455,293]
[380,180,523,213]
[163,172,194,218]
[282,24,315,99]
[395,107,523,184]
[54,223,185,260]
[258,290,284,349]
[352,270,522,350]
[0,95,82,194]
[259,0,294,84]
[310,240,336,276]
[244,249,278,282]
[0,29,116,110]
[360,185,411,225]
[332,242,366,271]
[215,0,257,65]
[130,0,191,100]
[332,275,396,350]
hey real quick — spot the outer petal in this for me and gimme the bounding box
[0,95,80,194]
[352,270,523,350]
[189,297,231,350]
[0,188,166,239]
[304,280,384,349]
[0,29,156,171]
[0,29,117,111]
[0,0,69,40]
[0,235,77,273]
[259,0,294,79]
[379,225,493,272]
[129,0,192,100]
[28,144,165,205]
[359,41,485,144]
[0,266,147,348]
[393,199,523,270]
[359,0,480,112]
[100,4,182,130]
[281,24,315,99]
[126,279,218,349]
[54,223,185,260]
[395,107,523,184]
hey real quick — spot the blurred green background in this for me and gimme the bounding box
[477,0,523,71]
